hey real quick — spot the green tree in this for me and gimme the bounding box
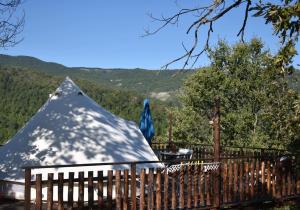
[173,39,300,149]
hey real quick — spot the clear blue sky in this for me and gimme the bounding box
[0,0,299,69]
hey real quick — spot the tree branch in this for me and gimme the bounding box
[145,0,255,69]
[237,0,251,42]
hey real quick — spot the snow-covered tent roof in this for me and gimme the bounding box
[0,77,160,182]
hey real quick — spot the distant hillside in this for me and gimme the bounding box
[0,67,169,144]
[0,54,192,102]
[289,69,300,92]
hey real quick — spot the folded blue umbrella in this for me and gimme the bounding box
[139,99,155,144]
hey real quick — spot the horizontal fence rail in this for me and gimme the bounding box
[24,156,300,210]
[151,142,291,160]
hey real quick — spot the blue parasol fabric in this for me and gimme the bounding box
[139,99,155,144]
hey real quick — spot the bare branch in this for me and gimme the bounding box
[190,22,213,69]
[237,0,251,42]
[0,0,24,48]
[142,5,215,37]
[144,0,255,69]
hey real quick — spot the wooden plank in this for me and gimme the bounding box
[193,165,198,208]
[291,158,297,195]
[147,168,154,210]
[239,162,244,201]
[124,170,129,210]
[223,163,228,203]
[297,163,300,194]
[250,160,255,199]
[58,173,64,210]
[116,170,122,210]
[272,163,276,198]
[156,169,162,210]
[228,162,233,202]
[35,174,42,210]
[78,172,84,210]
[163,168,169,210]
[277,162,282,199]
[282,167,286,197]
[291,159,295,195]
[267,161,271,195]
[187,165,192,208]
[107,170,113,210]
[24,168,31,210]
[67,172,74,210]
[205,172,211,206]
[97,171,104,209]
[131,164,137,210]
[171,176,176,209]
[139,169,145,210]
[88,171,94,210]
[47,173,54,210]
[244,162,249,201]
[179,165,184,209]
[233,162,238,202]
[255,159,259,195]
[261,161,265,196]
[287,167,292,196]
[199,168,204,206]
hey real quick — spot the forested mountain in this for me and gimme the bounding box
[289,69,300,92]
[0,67,169,144]
[0,54,191,102]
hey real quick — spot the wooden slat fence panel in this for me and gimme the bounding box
[24,155,300,210]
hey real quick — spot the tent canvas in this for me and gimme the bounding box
[0,77,161,200]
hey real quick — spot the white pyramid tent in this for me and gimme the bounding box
[0,77,161,200]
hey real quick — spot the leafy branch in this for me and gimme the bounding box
[144,0,300,71]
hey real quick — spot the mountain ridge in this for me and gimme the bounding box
[0,54,191,102]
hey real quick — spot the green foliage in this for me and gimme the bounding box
[250,0,300,73]
[0,67,169,144]
[173,39,300,150]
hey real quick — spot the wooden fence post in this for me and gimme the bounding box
[97,171,104,209]
[116,170,122,210]
[213,97,221,208]
[67,172,74,210]
[107,170,113,210]
[124,170,129,210]
[78,172,84,210]
[88,171,94,210]
[25,168,31,210]
[140,169,145,210]
[35,174,42,210]
[58,173,64,210]
[131,163,137,210]
[47,173,54,210]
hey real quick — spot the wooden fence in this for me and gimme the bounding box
[151,143,288,159]
[24,156,300,210]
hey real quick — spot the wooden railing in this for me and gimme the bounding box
[151,142,288,159]
[24,156,300,210]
